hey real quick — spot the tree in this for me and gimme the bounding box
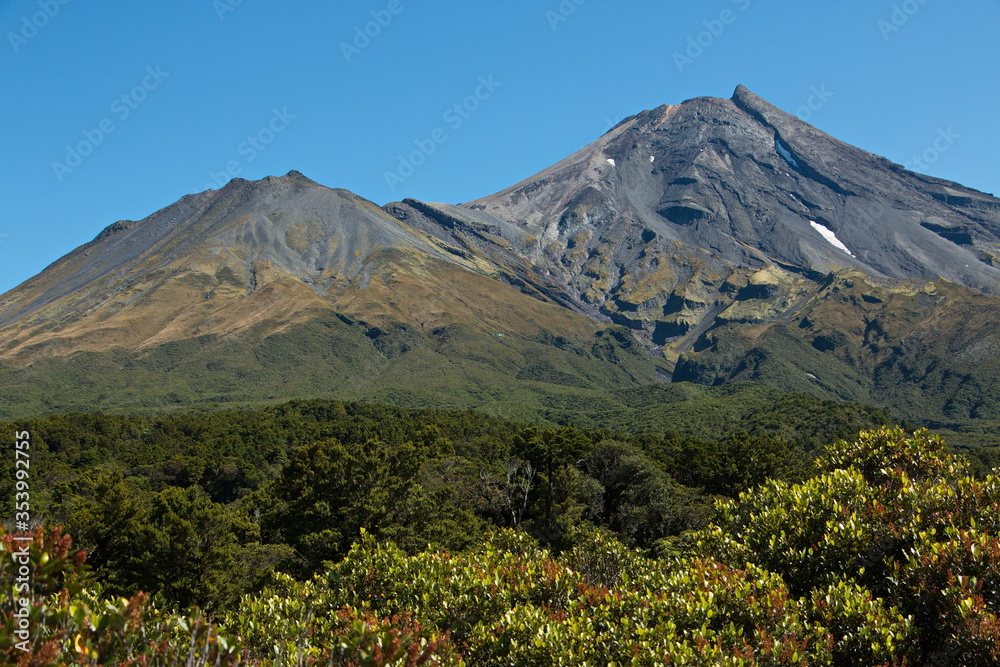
[53,470,275,611]
[130,486,261,611]
[512,426,593,548]
[582,440,710,547]
[255,433,481,575]
[257,438,398,575]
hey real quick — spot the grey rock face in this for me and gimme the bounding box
[0,171,448,329]
[386,85,1000,359]
[465,85,1000,288]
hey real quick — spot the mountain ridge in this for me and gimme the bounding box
[2,86,1000,430]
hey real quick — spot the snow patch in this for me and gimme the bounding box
[776,140,799,168]
[810,220,854,257]
[606,158,616,167]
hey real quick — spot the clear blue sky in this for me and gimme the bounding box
[2,0,998,294]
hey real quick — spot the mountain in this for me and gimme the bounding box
[387,86,1000,427]
[0,171,580,356]
[0,171,657,420]
[2,86,1000,434]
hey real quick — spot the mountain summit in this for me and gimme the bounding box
[0,168,649,418]
[387,85,1000,422]
[0,171,444,334]
[3,86,1000,425]
[398,85,999,301]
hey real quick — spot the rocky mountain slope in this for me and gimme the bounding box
[387,86,1000,425]
[2,86,999,428]
[0,172,655,419]
[0,171,587,358]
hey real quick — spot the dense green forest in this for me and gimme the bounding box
[3,396,1000,663]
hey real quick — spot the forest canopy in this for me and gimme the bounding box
[3,399,999,664]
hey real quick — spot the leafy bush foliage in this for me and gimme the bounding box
[5,415,1000,664]
[228,530,836,665]
[691,426,1000,663]
[0,526,243,666]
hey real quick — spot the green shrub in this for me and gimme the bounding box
[0,526,243,665]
